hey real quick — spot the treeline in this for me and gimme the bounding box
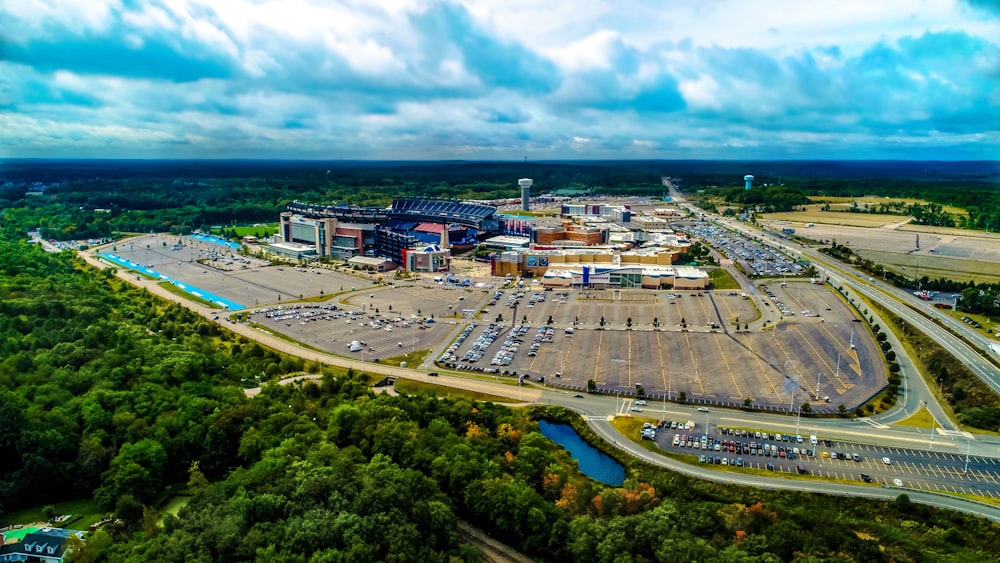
[1,161,664,241]
[3,159,999,241]
[838,200,957,227]
[697,185,810,213]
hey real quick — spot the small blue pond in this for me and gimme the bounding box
[538,420,625,486]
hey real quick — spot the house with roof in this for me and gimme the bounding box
[0,528,80,563]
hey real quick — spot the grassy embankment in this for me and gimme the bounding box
[707,267,740,290]
[869,300,1000,434]
[156,281,223,308]
[377,349,431,368]
[892,406,937,429]
[393,379,520,403]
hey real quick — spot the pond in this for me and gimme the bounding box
[537,420,625,486]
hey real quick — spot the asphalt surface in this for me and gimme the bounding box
[79,232,1000,522]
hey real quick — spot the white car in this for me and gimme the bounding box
[882,457,892,465]
[697,407,709,412]
[893,478,903,487]
[636,399,647,406]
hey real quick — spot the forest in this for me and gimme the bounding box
[3,160,1000,560]
[3,159,998,241]
[0,210,996,561]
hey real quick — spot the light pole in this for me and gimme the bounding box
[964,439,972,474]
[929,415,935,451]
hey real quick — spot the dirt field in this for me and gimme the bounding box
[766,209,907,228]
[758,218,1000,283]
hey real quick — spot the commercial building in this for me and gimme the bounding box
[347,256,395,272]
[491,247,688,280]
[401,244,451,273]
[279,213,369,260]
[538,264,709,290]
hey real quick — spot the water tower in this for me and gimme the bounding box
[744,175,754,190]
[518,178,533,212]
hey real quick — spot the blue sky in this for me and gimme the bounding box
[2,0,999,159]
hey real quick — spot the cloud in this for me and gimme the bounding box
[962,0,1000,17]
[0,0,998,159]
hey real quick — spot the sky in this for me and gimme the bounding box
[2,0,999,160]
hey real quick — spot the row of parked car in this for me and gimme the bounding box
[961,315,983,329]
[527,326,555,356]
[439,322,479,363]
[491,325,532,366]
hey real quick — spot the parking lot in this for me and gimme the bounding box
[106,234,885,409]
[439,284,885,411]
[681,223,804,277]
[647,422,1000,496]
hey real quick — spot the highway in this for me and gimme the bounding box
[702,214,1000,430]
[714,215,1000,396]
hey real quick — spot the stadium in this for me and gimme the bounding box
[277,198,501,264]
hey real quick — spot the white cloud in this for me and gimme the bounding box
[1,0,998,159]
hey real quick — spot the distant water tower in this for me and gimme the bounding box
[518,178,533,212]
[744,175,754,190]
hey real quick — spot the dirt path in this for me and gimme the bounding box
[457,521,534,563]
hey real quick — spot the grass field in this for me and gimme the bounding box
[856,250,1000,283]
[893,406,937,429]
[378,349,431,368]
[708,268,740,290]
[805,196,967,215]
[157,494,192,524]
[394,379,518,403]
[1,498,105,531]
[765,210,904,228]
[212,224,278,237]
[767,196,967,228]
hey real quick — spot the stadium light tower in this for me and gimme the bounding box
[519,178,533,212]
[744,175,754,190]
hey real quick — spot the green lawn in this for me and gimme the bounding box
[1,497,106,531]
[377,349,431,368]
[212,224,278,238]
[394,379,519,403]
[157,495,193,524]
[708,268,740,290]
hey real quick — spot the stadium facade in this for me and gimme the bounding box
[279,198,499,266]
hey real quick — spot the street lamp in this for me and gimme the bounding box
[964,439,972,474]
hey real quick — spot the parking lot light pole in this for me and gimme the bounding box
[929,416,935,451]
[964,439,972,474]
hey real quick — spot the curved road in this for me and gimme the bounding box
[80,241,1000,520]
